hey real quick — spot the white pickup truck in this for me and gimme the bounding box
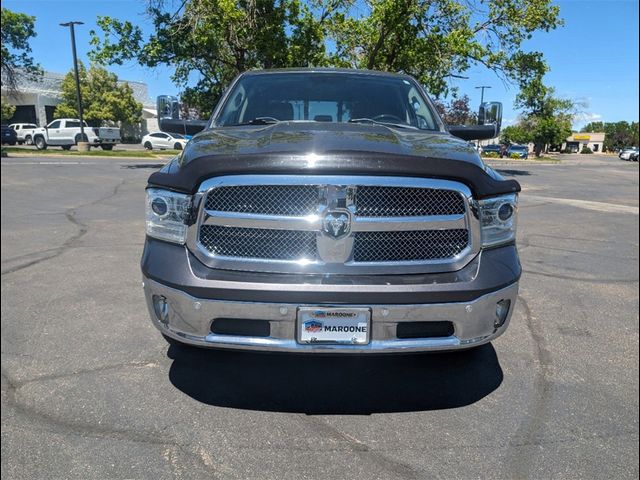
[32,118,120,150]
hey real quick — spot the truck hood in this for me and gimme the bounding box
[148,122,520,199]
[180,122,483,167]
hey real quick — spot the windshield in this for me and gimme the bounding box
[216,72,440,130]
[510,146,528,151]
[171,133,185,139]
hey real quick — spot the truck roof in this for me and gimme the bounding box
[241,67,414,80]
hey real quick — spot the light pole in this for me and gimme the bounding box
[60,21,85,141]
[475,85,491,106]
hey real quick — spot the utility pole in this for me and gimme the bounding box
[60,21,85,141]
[475,85,492,106]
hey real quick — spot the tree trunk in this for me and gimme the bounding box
[534,143,544,157]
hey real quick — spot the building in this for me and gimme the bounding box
[1,70,159,137]
[563,132,606,153]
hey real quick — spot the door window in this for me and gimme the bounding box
[48,120,61,129]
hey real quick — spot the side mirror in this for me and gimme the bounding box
[157,95,180,119]
[478,101,502,134]
[156,94,207,135]
[448,101,503,141]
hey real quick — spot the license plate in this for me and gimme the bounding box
[297,307,370,345]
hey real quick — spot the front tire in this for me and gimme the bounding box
[144,141,153,150]
[34,136,47,150]
[61,145,72,150]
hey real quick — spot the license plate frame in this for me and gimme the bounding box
[297,307,371,345]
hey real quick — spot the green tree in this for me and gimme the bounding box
[330,0,560,97]
[89,0,562,114]
[581,121,605,133]
[500,125,532,145]
[582,121,638,151]
[1,7,42,91]
[54,62,142,127]
[90,0,336,116]
[512,75,576,156]
[526,115,572,154]
[1,96,16,122]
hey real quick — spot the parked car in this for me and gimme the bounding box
[619,147,638,161]
[142,68,520,354]
[8,123,38,145]
[507,144,529,159]
[481,144,502,155]
[92,126,121,150]
[142,132,188,150]
[1,124,18,145]
[630,151,638,162]
[31,119,101,150]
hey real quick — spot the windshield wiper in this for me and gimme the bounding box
[348,118,418,130]
[232,117,281,126]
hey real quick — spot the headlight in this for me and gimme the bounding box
[145,188,191,244]
[478,193,518,247]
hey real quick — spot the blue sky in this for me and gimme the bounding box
[4,0,639,128]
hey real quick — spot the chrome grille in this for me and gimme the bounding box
[204,185,318,216]
[353,229,469,262]
[192,175,479,275]
[199,225,316,260]
[356,186,465,216]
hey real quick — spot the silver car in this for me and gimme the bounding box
[619,147,638,161]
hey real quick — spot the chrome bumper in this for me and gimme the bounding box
[143,277,518,353]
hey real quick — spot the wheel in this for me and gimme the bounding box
[74,133,88,144]
[34,136,47,150]
[173,142,183,150]
[101,144,114,151]
[144,141,153,150]
[61,145,72,150]
[25,135,33,145]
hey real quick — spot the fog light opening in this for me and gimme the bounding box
[494,299,511,329]
[152,295,170,324]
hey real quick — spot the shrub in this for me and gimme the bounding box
[483,151,499,158]
[510,153,522,159]
[581,146,593,154]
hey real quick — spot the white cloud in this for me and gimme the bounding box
[574,112,603,129]
[579,112,602,122]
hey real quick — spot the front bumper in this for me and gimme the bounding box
[141,239,520,353]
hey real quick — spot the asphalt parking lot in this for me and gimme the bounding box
[1,153,638,479]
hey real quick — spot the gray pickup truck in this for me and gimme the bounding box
[142,68,520,353]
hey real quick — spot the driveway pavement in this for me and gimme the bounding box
[1,154,638,479]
